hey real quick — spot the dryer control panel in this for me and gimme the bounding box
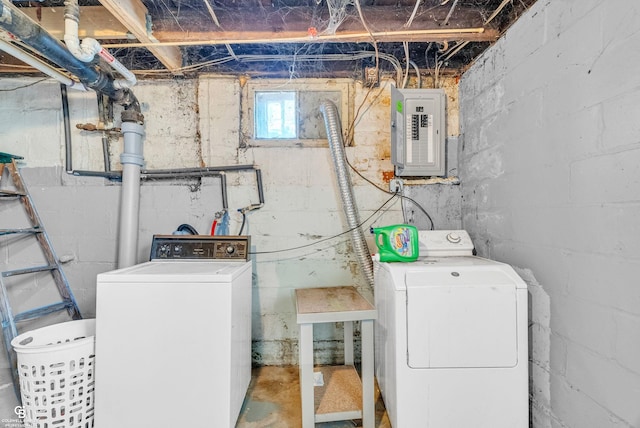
[150,235,250,261]
[418,230,474,257]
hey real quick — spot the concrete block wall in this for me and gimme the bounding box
[459,1,640,427]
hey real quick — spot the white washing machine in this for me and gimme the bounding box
[374,230,528,428]
[94,235,252,428]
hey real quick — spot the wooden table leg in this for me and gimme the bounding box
[361,319,375,428]
[299,322,315,428]
[344,320,354,365]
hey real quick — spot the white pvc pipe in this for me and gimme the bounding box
[64,4,137,88]
[63,19,101,62]
[117,121,145,269]
[97,48,137,89]
[0,39,86,90]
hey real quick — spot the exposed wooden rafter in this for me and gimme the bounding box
[21,6,129,40]
[15,5,498,45]
[0,1,524,76]
[143,5,497,44]
[97,0,183,74]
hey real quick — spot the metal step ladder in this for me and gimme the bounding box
[0,156,82,386]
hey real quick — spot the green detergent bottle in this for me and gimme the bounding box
[371,224,419,262]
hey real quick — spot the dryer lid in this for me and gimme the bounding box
[405,269,519,369]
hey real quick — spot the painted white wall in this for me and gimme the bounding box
[0,73,461,392]
[459,1,640,427]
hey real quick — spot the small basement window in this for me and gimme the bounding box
[242,79,353,147]
[255,91,296,139]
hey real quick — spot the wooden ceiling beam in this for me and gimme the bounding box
[20,6,129,40]
[21,4,495,41]
[103,28,496,48]
[3,4,497,74]
[97,0,183,74]
[0,52,37,74]
[146,5,492,36]
[116,6,498,46]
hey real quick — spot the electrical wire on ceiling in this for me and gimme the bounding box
[353,0,380,73]
[485,0,515,25]
[0,0,538,78]
[404,0,422,28]
[202,0,237,60]
[135,52,404,87]
[402,41,410,88]
[442,0,460,27]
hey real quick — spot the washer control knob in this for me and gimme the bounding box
[225,245,236,254]
[446,232,462,244]
[159,244,171,258]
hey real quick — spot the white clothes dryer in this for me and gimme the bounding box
[374,230,528,428]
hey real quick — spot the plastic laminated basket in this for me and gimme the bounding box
[11,319,96,428]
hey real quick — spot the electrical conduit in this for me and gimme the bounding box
[320,100,374,288]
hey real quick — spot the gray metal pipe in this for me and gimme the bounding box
[97,94,113,172]
[256,169,265,204]
[61,84,73,173]
[139,165,257,174]
[117,121,145,269]
[220,172,228,210]
[321,100,374,288]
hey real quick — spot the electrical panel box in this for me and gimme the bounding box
[391,87,446,177]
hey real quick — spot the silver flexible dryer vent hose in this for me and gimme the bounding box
[320,100,375,288]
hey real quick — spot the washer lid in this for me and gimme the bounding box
[97,260,251,283]
[405,268,519,368]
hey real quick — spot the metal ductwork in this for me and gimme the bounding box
[321,100,375,288]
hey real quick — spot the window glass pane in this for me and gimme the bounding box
[255,91,297,139]
[247,82,349,146]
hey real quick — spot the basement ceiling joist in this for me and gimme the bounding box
[98,0,183,72]
[18,4,499,44]
[2,0,538,78]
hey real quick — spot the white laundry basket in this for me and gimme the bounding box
[11,319,96,428]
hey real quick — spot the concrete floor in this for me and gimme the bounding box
[236,366,392,428]
[0,364,391,427]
